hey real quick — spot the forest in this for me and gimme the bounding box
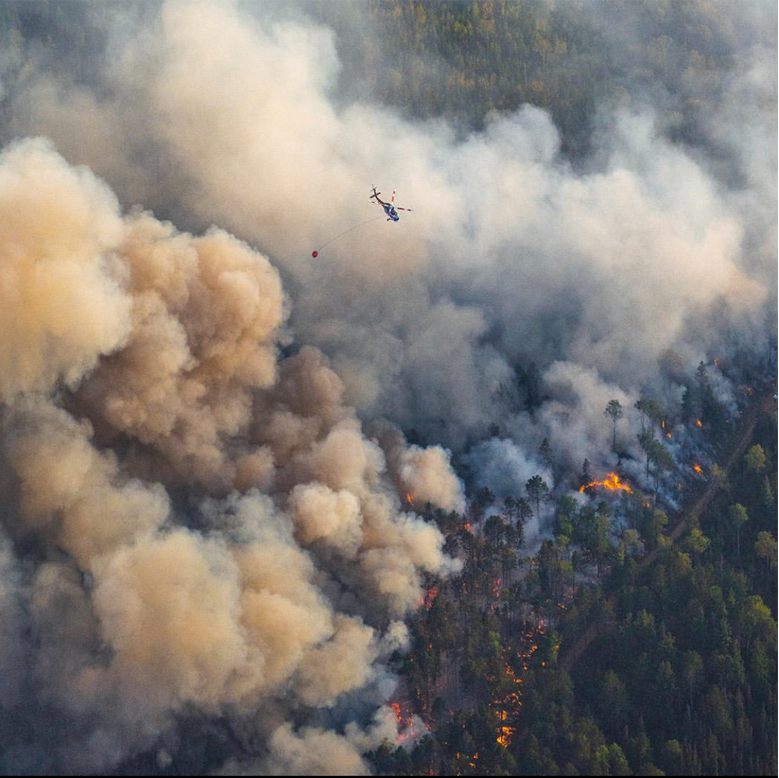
[315,2,778,775]
[0,2,773,776]
[369,375,777,776]
[308,0,753,158]
[0,0,760,159]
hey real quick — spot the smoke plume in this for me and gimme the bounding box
[0,134,460,773]
[0,0,774,773]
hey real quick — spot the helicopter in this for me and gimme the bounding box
[311,187,414,257]
[370,186,413,221]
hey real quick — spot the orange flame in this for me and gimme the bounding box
[405,493,414,507]
[391,701,422,746]
[497,709,515,747]
[696,419,703,428]
[580,472,633,494]
[693,464,703,474]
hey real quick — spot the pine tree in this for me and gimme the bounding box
[604,399,624,449]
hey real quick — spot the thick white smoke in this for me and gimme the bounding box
[0,139,130,400]
[0,0,775,773]
[13,0,768,456]
[0,136,462,773]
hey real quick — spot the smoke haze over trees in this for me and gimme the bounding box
[0,1,774,775]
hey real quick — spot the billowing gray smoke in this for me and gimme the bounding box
[12,0,773,450]
[0,136,461,773]
[0,0,775,773]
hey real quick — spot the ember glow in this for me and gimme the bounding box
[579,472,633,494]
[497,709,516,748]
[492,623,547,748]
[694,464,703,474]
[390,700,421,746]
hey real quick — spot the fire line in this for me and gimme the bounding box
[580,472,632,494]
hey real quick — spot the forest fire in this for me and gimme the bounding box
[490,626,547,749]
[496,710,516,748]
[0,2,771,776]
[579,472,632,494]
[390,700,430,745]
[390,700,420,746]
